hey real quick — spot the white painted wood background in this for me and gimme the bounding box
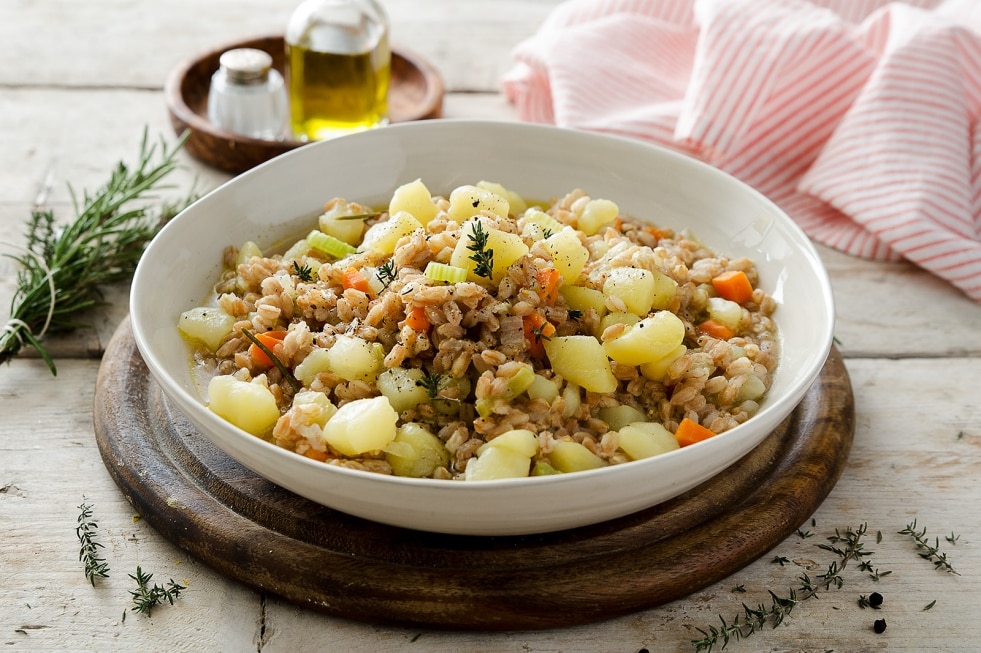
[1,1,979,651]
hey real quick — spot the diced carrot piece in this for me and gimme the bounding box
[303,448,328,462]
[711,270,754,304]
[535,267,563,304]
[249,330,288,367]
[643,225,667,241]
[698,319,735,340]
[523,312,556,358]
[674,417,717,447]
[404,305,431,332]
[341,266,374,296]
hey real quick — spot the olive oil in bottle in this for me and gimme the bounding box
[285,0,391,141]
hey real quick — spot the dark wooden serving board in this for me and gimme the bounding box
[93,318,854,630]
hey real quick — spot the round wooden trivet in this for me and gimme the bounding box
[93,318,854,630]
[165,35,444,174]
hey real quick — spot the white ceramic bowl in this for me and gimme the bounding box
[131,120,835,536]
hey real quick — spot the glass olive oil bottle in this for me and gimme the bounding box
[285,0,391,141]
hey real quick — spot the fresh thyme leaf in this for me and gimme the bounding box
[923,599,937,611]
[691,523,871,652]
[898,520,960,575]
[376,260,397,290]
[532,322,553,343]
[416,372,444,400]
[128,566,186,616]
[567,309,583,321]
[1,129,193,374]
[76,498,110,586]
[465,222,494,279]
[241,329,301,393]
[292,261,314,283]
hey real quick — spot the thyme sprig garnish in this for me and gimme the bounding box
[376,260,398,290]
[332,212,380,221]
[292,261,314,282]
[241,328,301,393]
[466,222,494,279]
[1,129,192,374]
[76,499,110,586]
[128,566,186,617]
[692,523,872,652]
[416,371,444,399]
[898,520,960,575]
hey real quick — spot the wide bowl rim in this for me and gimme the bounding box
[130,119,835,532]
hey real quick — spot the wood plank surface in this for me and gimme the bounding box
[1,0,980,651]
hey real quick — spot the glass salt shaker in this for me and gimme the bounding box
[207,48,289,141]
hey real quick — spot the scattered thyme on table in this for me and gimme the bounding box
[0,130,194,375]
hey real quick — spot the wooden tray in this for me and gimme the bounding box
[165,35,444,175]
[93,318,854,630]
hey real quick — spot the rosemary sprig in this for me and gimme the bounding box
[241,328,301,393]
[898,519,960,575]
[692,523,872,652]
[1,129,192,374]
[76,499,110,586]
[466,222,494,279]
[128,566,186,616]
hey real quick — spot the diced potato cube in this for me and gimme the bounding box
[478,429,538,458]
[178,306,235,351]
[598,311,640,338]
[543,336,617,394]
[476,180,527,216]
[294,348,331,386]
[465,446,532,481]
[447,185,509,222]
[639,344,687,381]
[319,201,368,245]
[207,375,280,436]
[526,374,560,403]
[384,423,449,478]
[617,422,680,460]
[577,198,619,236]
[327,335,384,382]
[603,267,657,316]
[376,367,429,414]
[321,396,397,456]
[449,220,529,283]
[548,440,607,473]
[389,178,439,225]
[561,382,581,419]
[235,241,263,265]
[603,311,686,366]
[358,211,423,256]
[736,374,767,402]
[559,285,608,320]
[290,390,337,427]
[649,269,679,311]
[543,226,589,283]
[598,405,647,431]
[707,296,743,331]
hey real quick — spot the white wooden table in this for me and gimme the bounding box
[2,1,979,651]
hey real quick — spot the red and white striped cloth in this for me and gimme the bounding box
[502,0,981,302]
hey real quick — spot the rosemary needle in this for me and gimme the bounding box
[0,129,192,374]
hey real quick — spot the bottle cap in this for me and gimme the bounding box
[218,48,274,85]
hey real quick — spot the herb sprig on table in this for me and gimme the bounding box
[0,130,192,375]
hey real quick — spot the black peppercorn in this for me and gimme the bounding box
[869,592,883,608]
[873,618,887,634]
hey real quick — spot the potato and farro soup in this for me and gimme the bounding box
[178,179,779,481]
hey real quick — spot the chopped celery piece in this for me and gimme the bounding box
[306,230,356,258]
[424,261,468,283]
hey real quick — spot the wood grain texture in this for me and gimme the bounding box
[165,35,444,174]
[93,318,854,630]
